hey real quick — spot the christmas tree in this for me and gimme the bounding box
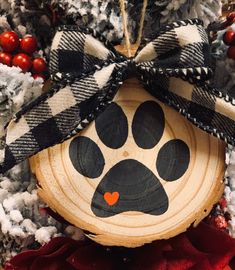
[0,1,235,268]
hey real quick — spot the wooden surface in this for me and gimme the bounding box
[30,45,226,247]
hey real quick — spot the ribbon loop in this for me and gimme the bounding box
[135,19,212,84]
[50,25,122,80]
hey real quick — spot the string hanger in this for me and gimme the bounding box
[119,0,148,57]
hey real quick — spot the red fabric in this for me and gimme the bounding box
[4,222,235,270]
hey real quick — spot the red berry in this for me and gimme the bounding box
[12,53,32,72]
[39,207,47,215]
[227,12,235,22]
[0,31,19,52]
[32,57,47,73]
[225,13,235,27]
[214,215,228,229]
[33,74,45,81]
[20,35,37,54]
[219,197,227,209]
[227,46,235,60]
[223,30,235,46]
[0,52,12,66]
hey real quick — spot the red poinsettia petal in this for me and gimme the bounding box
[7,237,79,270]
[29,243,76,270]
[187,222,235,270]
[187,223,235,254]
[128,241,167,270]
[67,244,114,270]
[131,223,235,270]
[30,259,74,270]
[6,222,235,270]
[132,252,167,270]
[163,235,204,270]
[223,266,232,270]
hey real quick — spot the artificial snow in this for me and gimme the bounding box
[0,0,233,265]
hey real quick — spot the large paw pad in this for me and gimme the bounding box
[69,101,190,218]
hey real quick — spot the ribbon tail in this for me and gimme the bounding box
[0,64,124,174]
[145,76,235,146]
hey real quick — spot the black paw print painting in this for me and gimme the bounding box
[69,100,190,218]
[32,79,225,247]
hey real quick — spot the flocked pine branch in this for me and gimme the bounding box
[0,0,228,265]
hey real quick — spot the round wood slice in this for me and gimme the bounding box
[30,45,226,247]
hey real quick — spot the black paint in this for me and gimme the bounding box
[95,102,128,149]
[69,101,190,217]
[156,139,190,181]
[132,101,165,149]
[69,136,105,178]
[91,159,169,217]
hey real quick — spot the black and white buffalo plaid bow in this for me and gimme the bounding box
[0,18,234,173]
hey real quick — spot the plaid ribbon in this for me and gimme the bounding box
[0,18,233,173]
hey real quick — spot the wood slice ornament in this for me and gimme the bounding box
[30,45,226,247]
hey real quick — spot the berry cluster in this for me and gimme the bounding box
[223,12,235,60]
[0,31,47,80]
[206,196,230,231]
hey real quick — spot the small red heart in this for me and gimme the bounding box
[104,192,119,206]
